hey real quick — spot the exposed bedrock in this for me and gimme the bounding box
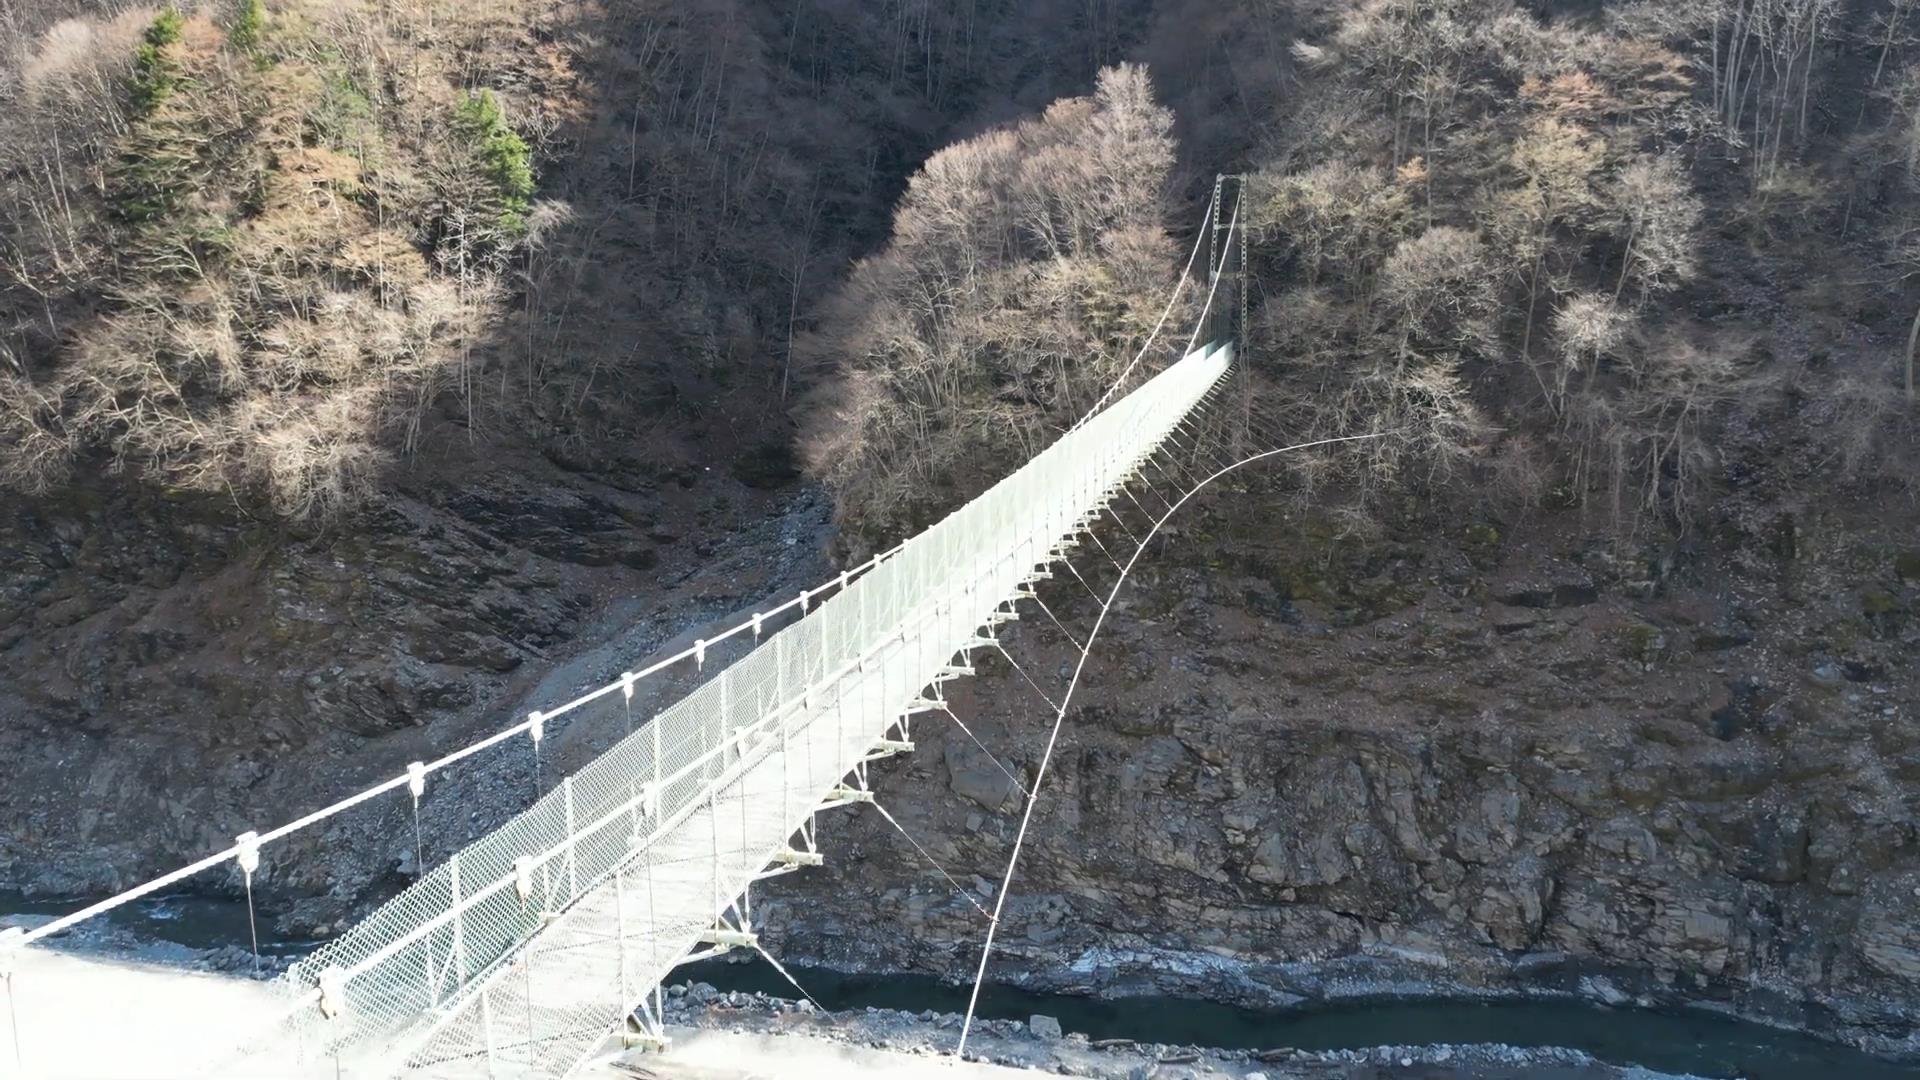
[759,499,1920,1060]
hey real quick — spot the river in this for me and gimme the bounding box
[4,890,1914,1080]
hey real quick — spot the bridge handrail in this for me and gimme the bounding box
[288,530,1077,996]
[0,546,909,954]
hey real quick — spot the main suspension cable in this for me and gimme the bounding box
[954,429,1390,1056]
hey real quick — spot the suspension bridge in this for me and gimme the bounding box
[0,184,1268,1079]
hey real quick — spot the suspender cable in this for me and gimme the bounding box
[955,430,1389,1056]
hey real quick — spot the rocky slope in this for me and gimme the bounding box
[756,475,1920,1059]
[0,430,831,925]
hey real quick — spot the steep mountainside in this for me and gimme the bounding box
[761,468,1920,1057]
[767,0,1920,1058]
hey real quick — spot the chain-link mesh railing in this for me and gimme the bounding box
[224,340,1230,1078]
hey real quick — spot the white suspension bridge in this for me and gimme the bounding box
[0,182,1306,1079]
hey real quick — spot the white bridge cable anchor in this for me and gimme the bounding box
[236,830,262,974]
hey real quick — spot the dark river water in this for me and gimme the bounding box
[682,955,1919,1080]
[0,888,319,957]
[5,889,1914,1080]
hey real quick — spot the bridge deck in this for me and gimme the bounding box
[4,947,282,1079]
[398,610,926,1077]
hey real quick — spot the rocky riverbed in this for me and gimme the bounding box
[634,981,1703,1080]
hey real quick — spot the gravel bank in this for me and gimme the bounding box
[607,981,1709,1080]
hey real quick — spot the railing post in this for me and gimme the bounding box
[651,719,662,823]
[698,703,710,789]
[563,776,578,899]
[709,780,721,919]
[623,675,639,845]
[646,854,659,990]
[615,865,630,1013]
[720,674,732,761]
[776,633,789,705]
[859,567,871,645]
[449,853,465,999]
[3,925,23,1076]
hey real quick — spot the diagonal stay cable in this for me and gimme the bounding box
[1081,525,1128,576]
[1145,453,1189,493]
[869,801,992,919]
[751,943,825,1012]
[956,429,1391,1056]
[1061,556,1107,604]
[1147,445,1207,491]
[1096,500,1144,550]
[991,643,1062,716]
[1079,524,1127,575]
[1121,477,1173,521]
[1153,444,1224,493]
[1130,471,1179,519]
[1027,593,1086,654]
[937,704,1032,801]
[4,969,20,1077]
[1162,421,1237,480]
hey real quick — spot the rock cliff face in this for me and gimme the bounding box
[757,485,1920,1058]
[2,436,1914,1062]
[0,437,828,922]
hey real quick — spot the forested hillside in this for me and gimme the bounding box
[802,0,1919,544]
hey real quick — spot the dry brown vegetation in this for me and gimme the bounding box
[0,0,548,516]
[795,65,1183,541]
[507,0,1201,463]
[796,0,1918,543]
[0,0,1221,523]
[1237,0,1919,534]
[4,0,1916,538]
[3,0,1151,517]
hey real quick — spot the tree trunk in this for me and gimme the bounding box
[1521,233,1556,407]
[1905,300,1919,408]
[1614,229,1637,301]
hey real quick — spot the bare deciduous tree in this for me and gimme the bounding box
[0,5,521,518]
[798,63,1180,542]
[1610,156,1704,300]
[1506,117,1606,351]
